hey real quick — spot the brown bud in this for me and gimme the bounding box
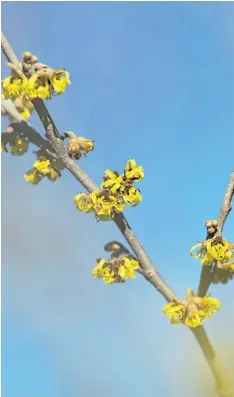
[31,55,38,64]
[22,62,32,71]
[14,98,24,112]
[47,168,60,181]
[23,51,32,61]
[207,227,216,235]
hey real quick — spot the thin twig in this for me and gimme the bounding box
[197,170,234,297]
[218,170,234,233]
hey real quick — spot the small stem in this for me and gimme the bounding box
[218,170,234,233]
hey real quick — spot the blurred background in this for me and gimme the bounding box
[1,2,234,397]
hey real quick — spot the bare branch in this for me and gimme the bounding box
[218,170,234,233]
[1,31,20,66]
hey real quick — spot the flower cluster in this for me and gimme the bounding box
[92,256,139,284]
[212,262,234,284]
[190,235,234,265]
[163,290,221,328]
[74,159,144,221]
[1,130,29,155]
[61,131,94,160]
[24,157,61,185]
[2,59,70,100]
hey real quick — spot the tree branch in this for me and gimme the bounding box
[197,170,234,297]
[47,125,178,302]
[218,169,234,233]
[2,30,234,397]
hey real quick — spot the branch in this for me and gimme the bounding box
[2,98,24,122]
[2,30,234,397]
[218,169,234,233]
[197,170,234,297]
[1,31,20,66]
[47,124,178,302]
[1,31,61,139]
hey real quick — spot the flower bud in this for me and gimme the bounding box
[23,62,32,71]
[30,55,38,64]
[207,227,216,235]
[23,51,32,61]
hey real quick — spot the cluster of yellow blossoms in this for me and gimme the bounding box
[74,159,144,221]
[62,131,95,160]
[190,236,234,265]
[163,290,221,328]
[92,256,139,284]
[1,132,29,155]
[190,234,234,283]
[2,63,70,100]
[24,157,61,184]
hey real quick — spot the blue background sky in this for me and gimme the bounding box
[1,2,234,397]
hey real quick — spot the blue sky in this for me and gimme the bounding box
[1,2,234,397]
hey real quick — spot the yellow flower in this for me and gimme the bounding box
[118,257,139,280]
[19,107,31,120]
[185,309,202,328]
[2,76,23,99]
[47,168,60,181]
[102,267,116,284]
[67,135,94,159]
[10,136,29,155]
[124,187,142,207]
[25,74,52,99]
[228,263,234,273]
[190,237,233,265]
[24,78,39,99]
[24,170,42,185]
[74,193,93,212]
[113,196,126,213]
[163,295,220,328]
[163,302,186,324]
[198,297,221,318]
[124,159,144,181]
[103,169,125,193]
[33,159,51,175]
[92,256,139,284]
[92,194,116,221]
[92,259,107,278]
[92,259,115,283]
[206,238,233,262]
[36,84,52,99]
[51,70,71,94]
